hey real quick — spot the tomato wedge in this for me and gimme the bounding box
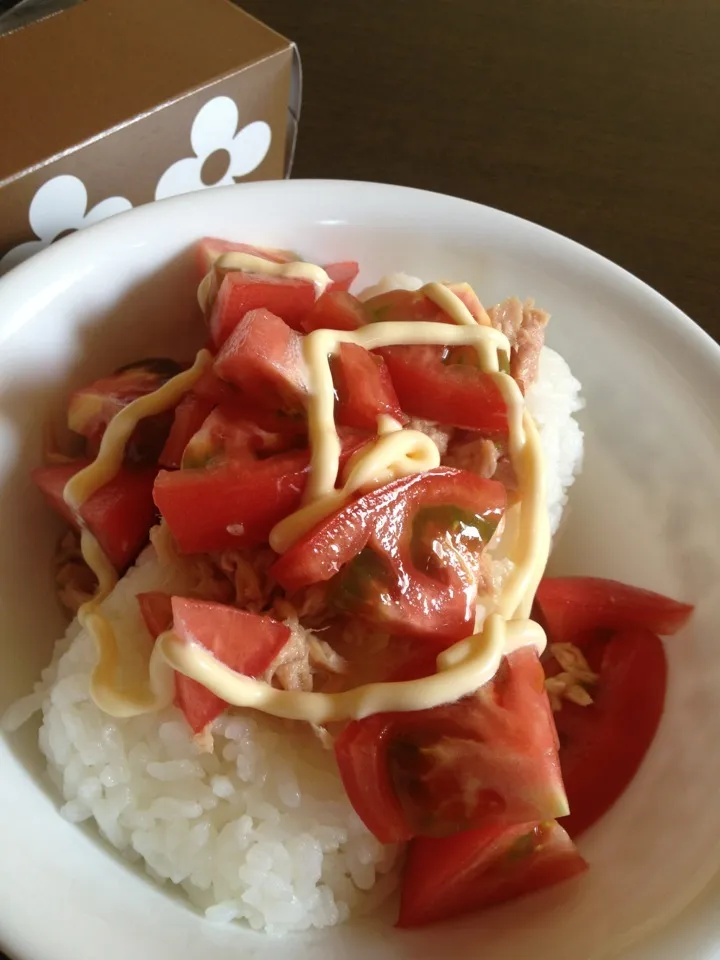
[397,820,587,928]
[301,291,369,333]
[380,344,509,435]
[534,577,694,643]
[271,467,505,643]
[209,273,317,346]
[553,627,667,838]
[214,307,308,413]
[332,342,407,430]
[33,460,157,570]
[334,646,567,844]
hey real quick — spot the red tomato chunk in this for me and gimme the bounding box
[301,291,369,333]
[214,308,308,413]
[137,593,289,733]
[153,449,312,554]
[33,460,157,570]
[195,238,296,279]
[209,273,317,346]
[381,344,509,434]
[332,341,407,431]
[324,260,359,292]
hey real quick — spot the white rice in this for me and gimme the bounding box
[527,346,585,535]
[2,288,584,936]
[3,553,398,935]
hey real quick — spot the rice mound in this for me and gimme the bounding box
[527,346,585,534]
[2,339,584,935]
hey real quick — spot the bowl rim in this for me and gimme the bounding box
[0,178,719,370]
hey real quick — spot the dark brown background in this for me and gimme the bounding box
[0,1,718,958]
[239,0,720,340]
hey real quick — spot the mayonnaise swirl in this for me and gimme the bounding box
[65,257,551,723]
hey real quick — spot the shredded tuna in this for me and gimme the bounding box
[218,546,276,611]
[444,436,499,478]
[54,530,97,615]
[264,607,347,694]
[150,523,231,603]
[488,296,524,343]
[493,454,518,492]
[488,297,549,392]
[406,417,453,456]
[513,301,549,392]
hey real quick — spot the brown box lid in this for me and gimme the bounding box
[0,0,301,272]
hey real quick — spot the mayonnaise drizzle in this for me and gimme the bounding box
[197,252,331,313]
[157,615,545,723]
[67,256,552,724]
[63,350,213,715]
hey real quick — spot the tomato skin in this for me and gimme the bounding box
[213,307,308,412]
[332,342,407,431]
[334,646,567,844]
[271,467,505,643]
[33,460,157,570]
[301,291,369,333]
[381,344,509,435]
[397,820,588,928]
[554,627,667,838]
[334,714,416,843]
[534,576,694,642]
[324,261,359,292]
[209,273,316,345]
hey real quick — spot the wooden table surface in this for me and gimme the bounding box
[0,2,718,959]
[240,0,720,340]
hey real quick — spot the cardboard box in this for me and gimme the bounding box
[0,0,301,274]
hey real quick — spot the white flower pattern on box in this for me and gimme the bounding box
[0,175,133,274]
[155,96,272,200]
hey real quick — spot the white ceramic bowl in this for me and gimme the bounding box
[1,180,720,960]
